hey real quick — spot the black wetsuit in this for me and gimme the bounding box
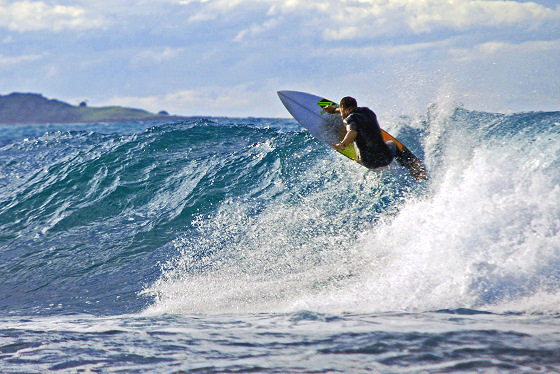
[344,107,395,169]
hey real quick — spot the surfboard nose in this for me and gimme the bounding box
[277,91,296,109]
[277,90,293,102]
[277,90,307,107]
[277,91,287,101]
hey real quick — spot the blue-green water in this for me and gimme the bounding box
[1,107,560,372]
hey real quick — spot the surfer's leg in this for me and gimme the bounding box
[360,141,398,169]
[386,140,397,158]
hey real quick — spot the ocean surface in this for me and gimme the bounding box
[1,105,560,373]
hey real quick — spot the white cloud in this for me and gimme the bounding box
[0,53,42,67]
[325,0,560,39]
[7,0,554,38]
[101,81,283,117]
[480,39,560,54]
[131,47,186,66]
[0,0,107,32]
[176,0,560,40]
[1,0,557,116]
[321,38,456,58]
[449,38,560,61]
[182,0,260,22]
[403,0,559,32]
[234,18,280,42]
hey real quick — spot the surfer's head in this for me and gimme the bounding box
[340,96,357,119]
[340,96,357,108]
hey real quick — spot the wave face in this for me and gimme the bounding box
[1,108,559,316]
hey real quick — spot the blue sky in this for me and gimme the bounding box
[0,0,559,117]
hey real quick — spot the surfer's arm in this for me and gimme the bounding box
[323,105,340,114]
[332,129,357,150]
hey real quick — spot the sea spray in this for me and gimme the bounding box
[2,112,560,373]
[1,109,559,316]
[144,107,560,315]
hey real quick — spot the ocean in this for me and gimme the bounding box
[1,105,560,373]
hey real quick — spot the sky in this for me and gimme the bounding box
[0,0,559,117]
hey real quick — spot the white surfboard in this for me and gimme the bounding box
[277,90,427,180]
[277,90,359,161]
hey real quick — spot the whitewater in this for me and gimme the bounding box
[1,103,559,373]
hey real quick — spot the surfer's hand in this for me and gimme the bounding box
[323,105,338,114]
[332,142,346,150]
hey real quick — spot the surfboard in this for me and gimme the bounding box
[277,90,427,181]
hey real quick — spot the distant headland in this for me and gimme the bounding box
[0,92,189,125]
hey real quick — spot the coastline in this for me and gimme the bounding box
[0,92,188,125]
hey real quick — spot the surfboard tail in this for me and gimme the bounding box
[382,129,428,181]
[394,148,428,181]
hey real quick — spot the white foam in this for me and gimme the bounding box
[144,108,560,315]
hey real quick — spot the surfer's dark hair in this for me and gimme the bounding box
[340,96,357,108]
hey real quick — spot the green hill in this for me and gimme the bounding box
[0,93,178,124]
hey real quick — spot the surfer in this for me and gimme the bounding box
[324,96,397,169]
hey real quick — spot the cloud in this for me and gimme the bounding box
[131,47,186,66]
[0,53,42,67]
[395,0,557,31]
[321,38,456,58]
[2,0,557,116]
[0,0,107,32]
[325,0,560,39]
[234,18,280,42]
[449,38,560,62]
[100,80,284,117]
[7,0,555,39]
[479,39,560,54]
[177,0,560,41]
[181,0,262,22]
